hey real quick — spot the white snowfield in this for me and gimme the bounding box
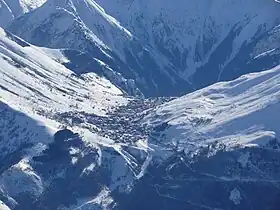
[1,24,280,162]
[145,65,280,154]
[0,27,126,115]
[6,0,280,98]
[0,27,127,154]
[0,201,10,210]
[0,1,280,209]
[0,27,139,203]
[0,27,132,199]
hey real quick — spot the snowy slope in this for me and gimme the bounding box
[145,65,280,156]
[8,0,132,53]
[0,27,126,115]
[0,27,128,156]
[117,66,280,210]
[1,27,280,209]
[0,0,46,27]
[0,31,133,207]
[8,0,195,96]
[1,1,280,208]
[4,0,46,15]
[39,47,142,96]
[0,201,10,210]
[9,0,280,96]
[0,28,151,209]
[97,0,280,91]
[97,0,280,64]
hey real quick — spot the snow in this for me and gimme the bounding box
[144,65,280,157]
[0,0,46,27]
[18,0,47,10]
[0,27,127,116]
[9,0,133,59]
[96,0,280,79]
[72,187,114,210]
[4,0,280,97]
[0,27,127,157]
[0,2,280,207]
[0,159,43,197]
[81,163,96,176]
[37,47,70,63]
[0,29,143,205]
[254,49,277,59]
[7,0,280,97]
[6,0,46,15]
[63,0,133,57]
[0,201,10,210]
[0,0,14,28]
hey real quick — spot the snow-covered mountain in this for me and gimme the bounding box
[7,0,188,96]
[1,28,280,209]
[0,26,130,157]
[145,65,280,152]
[1,1,280,209]
[97,0,280,83]
[121,65,280,210]
[0,27,168,209]
[6,0,280,97]
[0,27,136,209]
[0,0,46,27]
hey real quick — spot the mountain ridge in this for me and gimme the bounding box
[97,0,280,85]
[0,0,46,27]
[1,1,280,209]
[1,28,280,209]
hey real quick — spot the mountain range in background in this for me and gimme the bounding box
[0,0,280,209]
[1,0,279,96]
